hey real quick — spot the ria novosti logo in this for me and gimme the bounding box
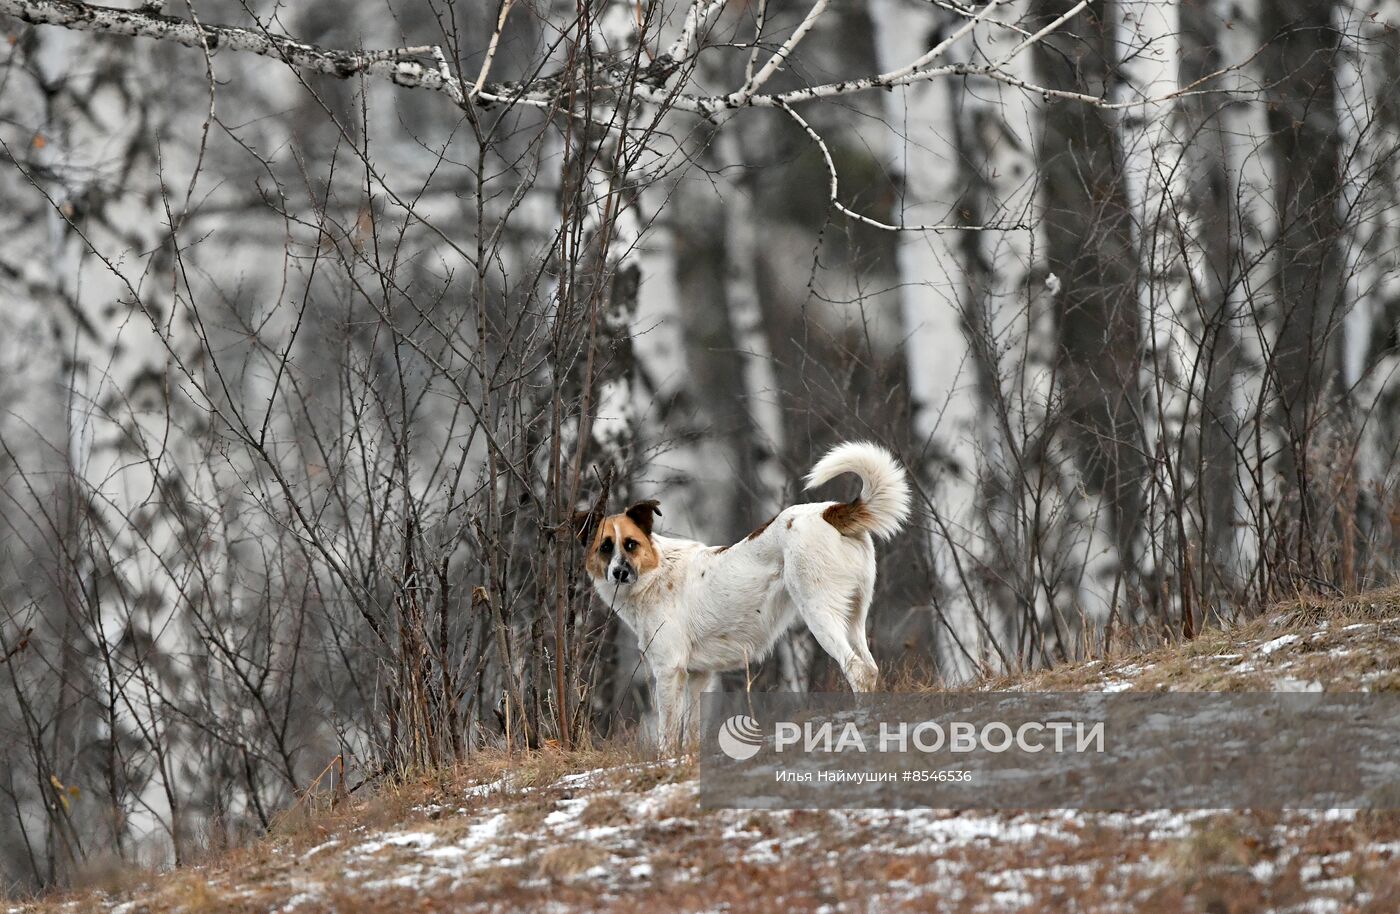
[715,713,1106,760]
[718,715,765,760]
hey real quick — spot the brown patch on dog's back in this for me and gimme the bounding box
[713,514,778,554]
[746,515,776,541]
[583,514,661,580]
[823,501,873,537]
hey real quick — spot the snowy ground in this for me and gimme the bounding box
[21,762,1398,914]
[13,593,1400,914]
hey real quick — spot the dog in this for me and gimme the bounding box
[573,441,911,747]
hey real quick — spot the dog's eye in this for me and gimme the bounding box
[624,539,637,552]
[600,539,613,555]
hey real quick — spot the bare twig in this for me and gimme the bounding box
[665,0,726,61]
[470,0,514,102]
[735,0,829,104]
[0,629,32,666]
[779,102,1028,233]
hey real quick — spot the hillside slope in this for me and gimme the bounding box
[14,591,1400,914]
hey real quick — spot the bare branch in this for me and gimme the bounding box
[735,0,829,104]
[876,0,1014,86]
[665,0,726,62]
[469,0,513,103]
[779,102,1028,233]
[0,0,1227,126]
[0,0,467,105]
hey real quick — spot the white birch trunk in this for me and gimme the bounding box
[29,19,217,864]
[869,0,985,678]
[1340,0,1400,572]
[716,128,788,507]
[1191,0,1276,590]
[974,8,1082,660]
[1118,0,1208,625]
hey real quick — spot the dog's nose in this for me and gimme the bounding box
[610,565,632,583]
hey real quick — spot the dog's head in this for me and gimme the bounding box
[573,499,662,587]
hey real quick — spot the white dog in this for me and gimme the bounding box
[574,442,911,747]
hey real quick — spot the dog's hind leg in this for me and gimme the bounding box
[802,602,878,691]
[789,577,879,692]
[846,577,878,690]
[789,548,873,691]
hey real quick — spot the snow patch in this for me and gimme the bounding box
[280,891,320,912]
[1257,634,1301,655]
[353,831,439,855]
[543,797,589,827]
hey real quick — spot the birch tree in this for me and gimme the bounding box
[1338,0,1400,578]
[1258,0,1348,588]
[1030,0,1145,629]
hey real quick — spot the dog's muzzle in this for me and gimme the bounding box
[608,559,635,584]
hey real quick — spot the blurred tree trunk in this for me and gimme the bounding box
[670,132,771,543]
[1120,0,1182,632]
[31,24,214,872]
[1174,0,1247,616]
[1338,0,1400,584]
[1259,0,1347,582]
[1031,0,1144,623]
[870,0,1024,678]
[715,128,789,517]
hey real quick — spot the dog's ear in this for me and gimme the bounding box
[624,499,662,537]
[571,508,602,546]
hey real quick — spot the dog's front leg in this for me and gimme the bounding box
[681,671,717,742]
[653,667,688,752]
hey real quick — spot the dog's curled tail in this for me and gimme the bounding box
[804,441,911,541]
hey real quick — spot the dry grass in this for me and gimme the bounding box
[578,794,632,828]
[1270,585,1400,628]
[535,844,610,880]
[975,585,1400,693]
